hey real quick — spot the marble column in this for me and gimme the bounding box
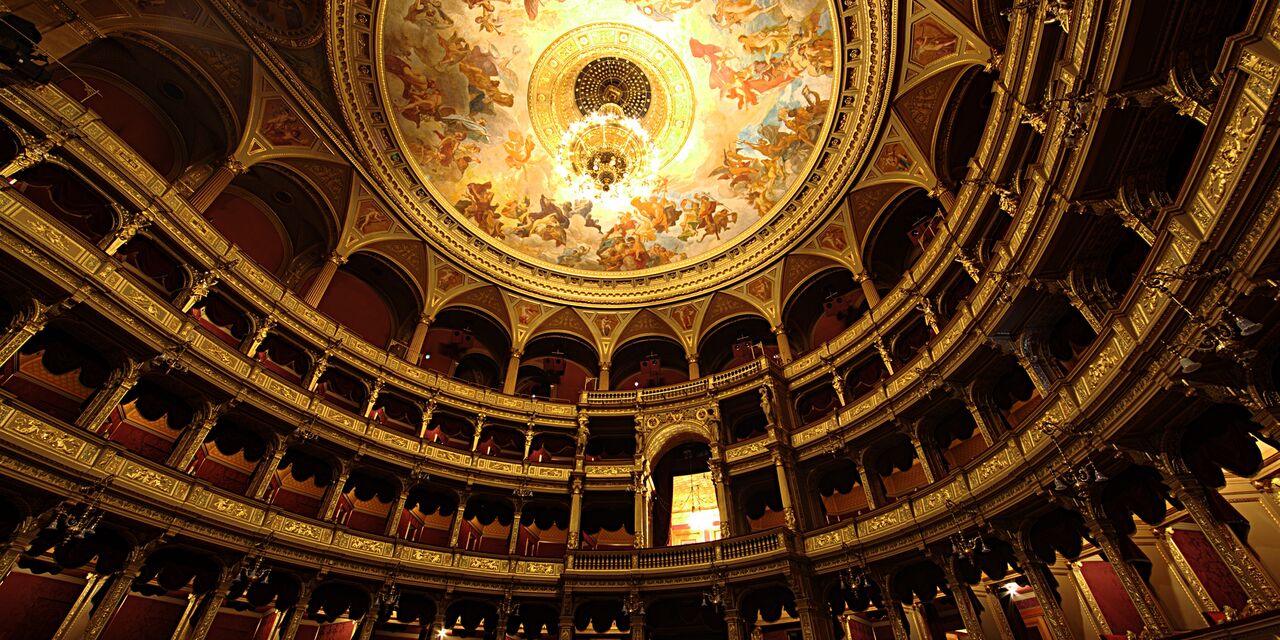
[687,355,700,380]
[567,477,583,549]
[188,158,247,213]
[856,272,881,307]
[502,350,523,395]
[772,327,792,364]
[405,315,431,364]
[302,253,347,307]
[76,359,144,431]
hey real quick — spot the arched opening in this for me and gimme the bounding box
[516,332,599,400]
[189,415,267,495]
[929,405,987,472]
[782,267,863,355]
[865,188,935,284]
[458,494,514,554]
[334,468,398,535]
[579,492,634,549]
[318,252,422,348]
[59,36,231,179]
[515,501,570,557]
[209,164,337,278]
[697,315,778,375]
[645,595,727,640]
[814,459,868,524]
[264,447,333,519]
[398,482,459,546]
[652,441,720,547]
[100,378,195,464]
[611,336,688,390]
[1,324,112,423]
[740,585,799,638]
[423,307,511,390]
[869,434,925,502]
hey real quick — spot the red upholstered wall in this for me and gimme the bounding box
[314,621,356,639]
[0,572,82,640]
[206,611,266,640]
[59,78,177,178]
[845,617,875,640]
[253,611,279,640]
[318,272,394,348]
[1171,528,1249,611]
[101,594,185,640]
[205,193,288,274]
[1079,560,1143,634]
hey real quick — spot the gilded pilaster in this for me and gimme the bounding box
[1075,502,1174,636]
[1009,540,1075,640]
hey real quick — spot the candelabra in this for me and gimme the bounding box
[1140,265,1261,369]
[1038,420,1107,497]
[44,475,113,542]
[943,499,989,560]
[622,593,645,616]
[701,566,727,610]
[496,590,519,618]
[240,534,274,586]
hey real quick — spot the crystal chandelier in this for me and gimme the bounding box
[556,103,658,205]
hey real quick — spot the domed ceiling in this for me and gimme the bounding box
[382,0,836,271]
[336,0,890,303]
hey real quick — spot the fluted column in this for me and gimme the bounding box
[1076,503,1174,635]
[855,272,881,306]
[931,185,958,212]
[1009,540,1075,640]
[302,253,347,307]
[1160,466,1280,609]
[772,326,792,364]
[405,315,431,364]
[502,349,523,395]
[77,359,144,431]
[632,472,649,548]
[597,362,610,390]
[188,158,247,212]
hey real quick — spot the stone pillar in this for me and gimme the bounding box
[1010,541,1076,640]
[386,488,411,537]
[1076,504,1174,635]
[167,593,200,640]
[940,560,987,640]
[567,477,583,549]
[854,456,884,509]
[724,605,746,640]
[76,359,143,431]
[249,444,287,500]
[1012,345,1055,397]
[405,315,431,364]
[51,573,110,640]
[771,449,800,530]
[449,491,472,547]
[167,405,225,471]
[0,299,60,366]
[981,584,1018,640]
[302,253,347,307]
[687,355,700,380]
[772,327,792,364]
[277,582,314,640]
[904,603,930,640]
[318,465,352,522]
[710,462,733,538]
[188,158,247,213]
[186,565,239,640]
[855,272,881,307]
[1162,468,1280,609]
[633,472,649,548]
[598,363,610,390]
[83,548,150,640]
[502,350,523,395]
[907,431,939,483]
[509,499,526,555]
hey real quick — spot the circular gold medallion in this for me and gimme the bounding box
[528,22,694,169]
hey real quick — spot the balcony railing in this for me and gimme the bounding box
[582,358,772,406]
[567,528,786,571]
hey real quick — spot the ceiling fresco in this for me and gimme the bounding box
[381,0,837,271]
